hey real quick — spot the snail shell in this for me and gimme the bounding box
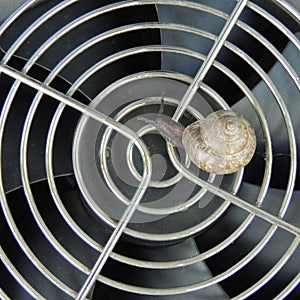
[182,110,256,174]
[139,110,256,175]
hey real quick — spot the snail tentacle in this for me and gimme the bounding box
[138,107,256,174]
[138,113,185,148]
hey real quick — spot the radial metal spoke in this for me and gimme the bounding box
[0,0,299,298]
[173,0,248,121]
[75,183,151,300]
[170,153,300,237]
[0,63,143,144]
[77,1,246,297]
[0,62,153,298]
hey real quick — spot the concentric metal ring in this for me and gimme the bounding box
[0,0,299,299]
[73,76,236,243]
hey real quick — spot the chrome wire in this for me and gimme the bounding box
[231,236,300,299]
[78,0,298,299]
[223,42,297,218]
[0,10,225,298]
[275,271,300,300]
[248,1,300,51]
[0,61,152,297]
[170,155,300,236]
[0,288,11,300]
[0,22,298,300]
[269,0,300,22]
[70,49,271,294]
[172,0,248,121]
[0,246,44,299]
[76,43,268,241]
[21,9,239,249]
[0,0,41,36]
[0,0,299,298]
[1,0,79,64]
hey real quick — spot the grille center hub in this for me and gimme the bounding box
[73,77,235,245]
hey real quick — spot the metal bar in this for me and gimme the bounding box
[0,0,40,36]
[223,40,297,220]
[0,77,78,297]
[0,63,142,143]
[250,0,300,29]
[0,62,152,298]
[231,236,300,299]
[75,185,149,300]
[172,0,248,121]
[275,272,300,300]
[0,246,44,299]
[170,152,300,237]
[0,0,298,297]
[1,0,78,64]
[1,29,298,298]
[20,84,91,275]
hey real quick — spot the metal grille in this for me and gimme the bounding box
[0,0,299,299]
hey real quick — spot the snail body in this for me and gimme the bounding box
[139,110,256,174]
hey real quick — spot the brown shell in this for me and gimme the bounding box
[182,110,256,174]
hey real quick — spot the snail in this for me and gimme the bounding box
[138,103,256,175]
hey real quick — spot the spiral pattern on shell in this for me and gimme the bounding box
[182,110,256,174]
